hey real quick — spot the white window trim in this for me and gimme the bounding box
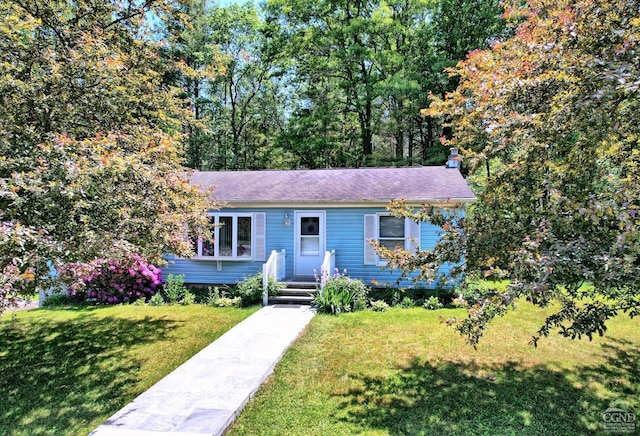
[194,213,255,261]
[364,213,419,266]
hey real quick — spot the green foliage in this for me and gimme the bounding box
[180,290,196,306]
[423,296,444,310]
[367,286,454,309]
[368,285,422,307]
[352,296,368,312]
[312,276,369,315]
[453,276,494,307]
[0,222,57,315]
[0,0,508,313]
[131,298,147,307]
[234,272,282,307]
[369,300,390,312]
[367,286,402,305]
[421,0,640,346]
[312,287,353,315]
[210,296,242,308]
[148,293,165,307]
[0,0,216,315]
[41,294,73,308]
[422,0,509,94]
[398,297,416,308]
[266,0,506,167]
[169,3,285,171]
[206,287,241,308]
[162,274,188,305]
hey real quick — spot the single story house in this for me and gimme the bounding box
[163,164,476,294]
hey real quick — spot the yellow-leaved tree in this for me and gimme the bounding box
[0,0,219,313]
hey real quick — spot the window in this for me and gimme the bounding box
[364,214,420,265]
[195,213,265,260]
[299,216,320,256]
[378,216,405,253]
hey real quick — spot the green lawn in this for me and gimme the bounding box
[0,305,258,436]
[229,300,639,435]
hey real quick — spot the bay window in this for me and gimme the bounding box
[195,214,255,259]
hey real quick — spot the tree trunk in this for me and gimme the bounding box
[395,99,404,160]
[361,97,373,156]
[407,127,414,161]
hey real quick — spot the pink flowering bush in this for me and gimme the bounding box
[58,254,162,304]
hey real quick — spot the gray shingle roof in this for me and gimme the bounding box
[190,166,476,205]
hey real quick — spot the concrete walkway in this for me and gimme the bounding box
[90,305,316,436]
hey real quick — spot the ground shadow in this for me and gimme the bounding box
[0,309,183,435]
[332,338,639,435]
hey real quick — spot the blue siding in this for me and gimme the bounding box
[163,206,460,289]
[163,207,293,284]
[325,207,447,288]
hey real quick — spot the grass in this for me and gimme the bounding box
[0,304,258,436]
[228,300,639,435]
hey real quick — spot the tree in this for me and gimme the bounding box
[413,0,507,160]
[374,0,432,164]
[265,0,506,167]
[201,3,286,170]
[158,0,226,169]
[388,0,640,346]
[0,0,216,313]
[162,2,287,170]
[266,0,385,166]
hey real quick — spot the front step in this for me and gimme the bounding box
[269,281,317,305]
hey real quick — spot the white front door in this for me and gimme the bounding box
[294,211,325,277]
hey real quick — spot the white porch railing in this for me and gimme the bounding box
[319,250,336,289]
[263,249,286,305]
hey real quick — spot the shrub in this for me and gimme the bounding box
[234,272,282,307]
[368,285,455,306]
[205,286,218,304]
[58,254,162,305]
[148,293,165,306]
[206,287,242,308]
[131,298,147,306]
[353,295,367,311]
[370,299,389,312]
[162,274,187,304]
[312,273,368,314]
[398,297,415,308]
[181,289,196,306]
[454,276,491,307]
[366,287,412,306]
[434,287,456,304]
[186,286,211,304]
[213,297,241,307]
[212,297,241,307]
[42,293,73,307]
[312,285,352,314]
[423,295,443,310]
